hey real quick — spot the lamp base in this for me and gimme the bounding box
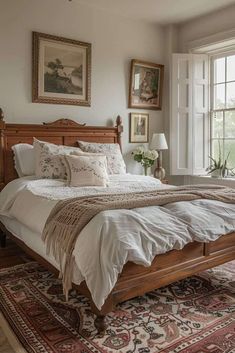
[154,166,166,180]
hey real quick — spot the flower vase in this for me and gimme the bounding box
[143,165,148,176]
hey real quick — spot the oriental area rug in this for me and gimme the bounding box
[0,261,234,353]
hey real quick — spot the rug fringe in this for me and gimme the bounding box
[0,313,27,353]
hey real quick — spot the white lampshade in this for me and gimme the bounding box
[150,133,168,150]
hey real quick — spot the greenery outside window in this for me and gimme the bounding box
[211,52,235,169]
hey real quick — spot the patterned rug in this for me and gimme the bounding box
[0,261,234,353]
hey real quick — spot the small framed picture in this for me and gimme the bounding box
[129,59,164,110]
[32,32,91,106]
[130,113,149,143]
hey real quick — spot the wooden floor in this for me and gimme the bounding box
[0,238,31,269]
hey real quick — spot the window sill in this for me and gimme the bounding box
[186,175,235,188]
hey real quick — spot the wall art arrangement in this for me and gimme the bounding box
[129,59,164,110]
[32,32,91,106]
[129,112,149,143]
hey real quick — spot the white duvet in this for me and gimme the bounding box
[1,175,235,310]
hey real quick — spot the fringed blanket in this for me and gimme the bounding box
[42,184,235,298]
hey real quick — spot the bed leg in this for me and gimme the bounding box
[94,315,107,337]
[90,295,114,337]
[0,230,6,248]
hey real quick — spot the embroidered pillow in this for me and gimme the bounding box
[34,138,82,179]
[64,154,109,187]
[77,141,126,174]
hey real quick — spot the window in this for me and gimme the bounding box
[211,53,235,169]
[171,50,235,176]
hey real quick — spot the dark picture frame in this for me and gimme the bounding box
[32,32,91,106]
[129,112,149,143]
[129,59,164,110]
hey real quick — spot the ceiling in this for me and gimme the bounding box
[73,0,235,25]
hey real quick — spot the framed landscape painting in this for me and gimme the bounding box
[130,113,149,143]
[129,59,164,110]
[32,32,91,106]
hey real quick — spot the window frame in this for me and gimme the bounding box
[210,50,235,167]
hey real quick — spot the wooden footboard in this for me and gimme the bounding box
[113,233,235,303]
[1,220,235,335]
[97,232,235,315]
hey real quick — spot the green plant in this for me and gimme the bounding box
[206,141,232,177]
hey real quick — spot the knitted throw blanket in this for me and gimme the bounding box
[42,184,235,298]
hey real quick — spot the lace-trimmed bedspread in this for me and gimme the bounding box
[26,174,167,200]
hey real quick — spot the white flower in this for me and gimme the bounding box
[133,145,145,155]
[143,149,158,160]
[151,150,159,160]
[143,150,151,159]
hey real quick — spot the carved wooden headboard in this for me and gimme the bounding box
[0,108,123,190]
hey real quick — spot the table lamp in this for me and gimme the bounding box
[150,133,168,179]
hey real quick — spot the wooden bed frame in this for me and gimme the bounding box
[0,108,235,336]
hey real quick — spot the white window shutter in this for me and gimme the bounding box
[192,55,209,175]
[171,54,193,175]
[170,53,209,175]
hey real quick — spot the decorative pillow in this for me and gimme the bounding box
[70,150,106,158]
[34,138,82,179]
[64,154,109,187]
[12,143,35,177]
[77,141,126,174]
[69,151,108,174]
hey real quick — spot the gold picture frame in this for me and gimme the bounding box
[130,113,149,143]
[32,32,91,106]
[129,59,164,110]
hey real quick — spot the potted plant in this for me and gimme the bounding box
[206,141,232,178]
[132,146,158,175]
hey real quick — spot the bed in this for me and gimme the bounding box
[0,109,235,336]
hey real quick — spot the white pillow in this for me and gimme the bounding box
[12,143,35,177]
[64,154,109,187]
[77,141,126,174]
[34,138,82,179]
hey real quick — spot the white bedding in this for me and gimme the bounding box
[1,175,235,310]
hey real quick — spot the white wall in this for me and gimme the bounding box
[0,0,165,173]
[178,3,235,52]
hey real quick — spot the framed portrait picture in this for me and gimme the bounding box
[32,32,91,106]
[130,113,149,143]
[129,59,164,110]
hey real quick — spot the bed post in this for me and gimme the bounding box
[90,294,115,336]
[116,115,123,152]
[0,108,6,247]
[94,316,107,337]
[0,229,6,248]
[0,108,6,191]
